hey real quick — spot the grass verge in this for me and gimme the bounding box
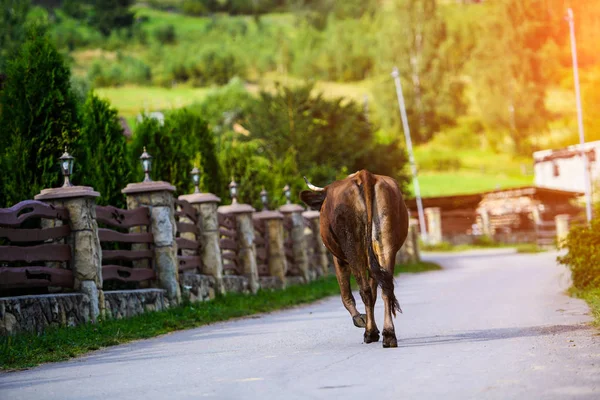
[570,287,600,326]
[0,261,440,371]
[515,244,547,253]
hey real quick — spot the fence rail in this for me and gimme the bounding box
[0,200,73,290]
[218,212,242,275]
[97,205,155,284]
[174,199,202,273]
[253,219,269,276]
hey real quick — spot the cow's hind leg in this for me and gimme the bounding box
[355,268,379,343]
[380,249,399,348]
[334,257,365,328]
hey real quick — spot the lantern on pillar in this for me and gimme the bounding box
[191,166,200,193]
[229,177,238,204]
[283,184,291,204]
[260,186,268,211]
[59,147,74,187]
[140,147,152,182]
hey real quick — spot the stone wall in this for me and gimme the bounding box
[180,273,217,302]
[222,276,250,294]
[103,289,167,320]
[0,293,91,336]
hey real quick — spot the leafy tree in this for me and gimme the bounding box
[77,92,130,207]
[218,135,303,208]
[0,0,30,71]
[372,0,468,144]
[91,0,134,37]
[0,24,80,207]
[244,83,410,191]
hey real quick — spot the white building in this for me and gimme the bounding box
[533,140,600,193]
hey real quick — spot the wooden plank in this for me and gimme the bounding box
[223,260,241,275]
[254,236,266,245]
[284,247,294,259]
[98,228,153,243]
[178,256,202,271]
[221,252,238,262]
[175,200,198,223]
[256,247,267,261]
[219,227,237,238]
[176,237,198,250]
[177,222,198,234]
[0,200,69,227]
[0,225,70,242]
[0,243,71,262]
[0,266,74,289]
[220,238,237,251]
[218,213,236,229]
[257,264,269,277]
[102,249,153,261]
[102,265,155,282]
[96,206,150,229]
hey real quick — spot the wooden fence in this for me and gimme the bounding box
[253,218,269,276]
[97,205,155,283]
[0,200,73,291]
[218,212,242,275]
[175,199,202,273]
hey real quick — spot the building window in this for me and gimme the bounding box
[553,162,560,177]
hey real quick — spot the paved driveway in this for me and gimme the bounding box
[1,250,598,399]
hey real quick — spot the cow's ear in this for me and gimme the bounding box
[300,190,326,211]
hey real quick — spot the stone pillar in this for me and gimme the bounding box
[35,185,102,322]
[217,202,259,294]
[280,203,310,283]
[179,192,225,294]
[302,210,328,277]
[122,181,181,304]
[254,210,287,288]
[479,209,492,237]
[555,214,570,245]
[425,207,442,245]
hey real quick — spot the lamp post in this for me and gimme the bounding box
[283,184,291,205]
[566,8,593,223]
[391,66,428,241]
[229,177,238,204]
[59,147,74,187]
[260,186,269,211]
[191,167,200,194]
[140,147,153,183]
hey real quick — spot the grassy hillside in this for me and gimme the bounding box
[57,2,596,197]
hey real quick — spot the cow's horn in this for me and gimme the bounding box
[304,176,324,192]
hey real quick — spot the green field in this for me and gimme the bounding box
[95,85,211,118]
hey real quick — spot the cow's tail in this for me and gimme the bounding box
[362,171,402,317]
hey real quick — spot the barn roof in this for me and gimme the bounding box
[405,185,583,211]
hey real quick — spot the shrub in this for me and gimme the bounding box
[0,24,80,207]
[154,24,176,45]
[87,55,151,87]
[76,92,131,207]
[558,220,600,290]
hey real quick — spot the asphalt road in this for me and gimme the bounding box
[1,249,599,400]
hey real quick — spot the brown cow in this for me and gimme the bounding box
[300,170,409,348]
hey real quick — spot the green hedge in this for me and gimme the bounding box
[558,219,600,290]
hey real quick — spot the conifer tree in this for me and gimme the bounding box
[0,24,79,207]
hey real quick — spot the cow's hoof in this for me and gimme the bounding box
[382,330,397,348]
[364,329,380,344]
[352,314,367,328]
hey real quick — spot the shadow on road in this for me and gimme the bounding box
[398,323,590,348]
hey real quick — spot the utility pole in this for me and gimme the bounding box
[566,8,593,223]
[391,66,428,241]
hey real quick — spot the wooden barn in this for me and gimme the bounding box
[405,186,583,245]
